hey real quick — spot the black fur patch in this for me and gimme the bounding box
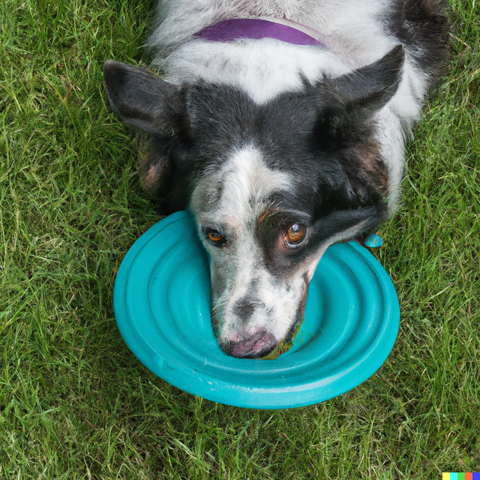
[103,60,188,136]
[385,0,449,80]
[104,49,406,216]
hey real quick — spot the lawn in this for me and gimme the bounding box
[0,0,479,478]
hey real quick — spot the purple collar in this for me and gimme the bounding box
[195,18,324,47]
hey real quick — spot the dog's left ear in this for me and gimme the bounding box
[324,45,405,120]
[103,60,187,136]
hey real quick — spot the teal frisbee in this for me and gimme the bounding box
[114,211,400,409]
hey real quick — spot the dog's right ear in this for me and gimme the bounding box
[103,60,187,136]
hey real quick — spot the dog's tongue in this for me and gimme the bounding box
[230,330,276,358]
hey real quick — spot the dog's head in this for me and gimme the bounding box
[104,46,403,358]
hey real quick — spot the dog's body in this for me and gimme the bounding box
[104,0,448,358]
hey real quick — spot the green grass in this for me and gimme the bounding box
[0,0,479,478]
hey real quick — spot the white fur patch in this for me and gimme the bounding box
[191,146,291,228]
[191,147,306,343]
[156,39,353,105]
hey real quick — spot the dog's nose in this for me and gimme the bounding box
[221,330,277,359]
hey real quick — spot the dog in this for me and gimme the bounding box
[103,0,448,358]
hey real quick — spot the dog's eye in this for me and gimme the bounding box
[207,230,225,244]
[285,224,306,246]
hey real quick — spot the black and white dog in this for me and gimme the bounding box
[103,0,448,358]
